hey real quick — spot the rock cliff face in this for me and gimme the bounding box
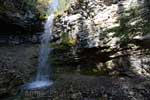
[52,0,150,77]
[0,0,71,34]
[53,0,144,48]
[0,0,46,34]
[0,0,150,99]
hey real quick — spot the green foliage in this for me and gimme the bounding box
[51,32,76,49]
[61,32,69,44]
[80,67,110,76]
[56,0,70,15]
[37,0,70,20]
[105,6,148,44]
[25,0,37,7]
[0,4,7,12]
[36,0,51,18]
[61,32,76,47]
[142,22,150,35]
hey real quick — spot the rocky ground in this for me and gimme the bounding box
[0,45,150,100]
[8,74,150,100]
[0,43,150,100]
[48,74,150,100]
[0,44,39,98]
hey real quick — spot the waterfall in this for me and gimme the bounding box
[24,0,59,89]
[36,6,57,81]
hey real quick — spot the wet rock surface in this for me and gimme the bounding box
[0,69,24,98]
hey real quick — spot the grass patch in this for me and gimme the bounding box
[80,67,111,76]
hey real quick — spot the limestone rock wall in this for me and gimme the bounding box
[53,0,144,48]
[52,0,150,77]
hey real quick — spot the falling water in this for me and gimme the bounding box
[24,0,59,89]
